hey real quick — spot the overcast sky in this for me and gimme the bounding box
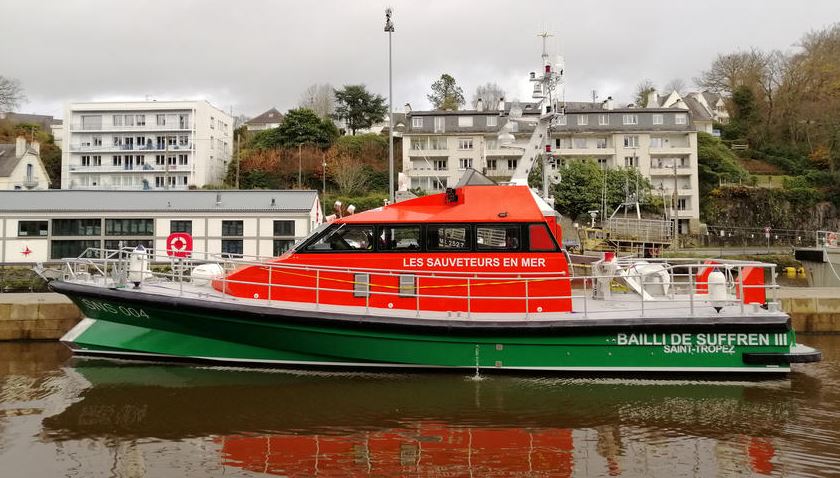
[3,0,839,120]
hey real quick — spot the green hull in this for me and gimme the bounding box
[55,282,807,373]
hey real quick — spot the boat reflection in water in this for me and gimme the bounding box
[38,360,813,477]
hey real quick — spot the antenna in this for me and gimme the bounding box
[592,90,598,103]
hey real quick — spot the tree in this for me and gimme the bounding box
[427,74,465,111]
[634,79,656,107]
[333,84,387,135]
[327,155,371,195]
[471,82,505,110]
[552,160,655,221]
[249,108,338,150]
[299,83,336,119]
[0,76,26,112]
[663,78,687,96]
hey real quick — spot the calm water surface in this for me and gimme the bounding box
[0,336,838,477]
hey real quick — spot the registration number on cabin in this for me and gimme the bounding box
[80,298,150,319]
[614,332,788,355]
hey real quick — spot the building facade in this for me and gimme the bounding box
[0,190,321,263]
[61,101,234,191]
[402,100,701,233]
[244,107,283,132]
[0,137,51,190]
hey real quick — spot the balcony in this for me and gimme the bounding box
[69,164,192,173]
[22,176,40,189]
[650,165,693,176]
[69,123,193,132]
[70,143,193,152]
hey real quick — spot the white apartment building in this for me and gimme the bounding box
[403,100,701,233]
[61,101,234,191]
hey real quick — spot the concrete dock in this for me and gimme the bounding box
[0,289,838,340]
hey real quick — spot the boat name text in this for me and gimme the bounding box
[616,332,788,354]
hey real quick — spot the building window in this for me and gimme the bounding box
[155,176,164,188]
[170,220,192,234]
[105,219,154,236]
[596,138,608,149]
[429,137,446,150]
[624,156,638,167]
[93,136,102,146]
[434,117,445,133]
[597,158,608,169]
[652,114,663,125]
[81,115,102,130]
[622,114,638,125]
[433,159,447,171]
[458,116,473,127]
[623,135,639,148]
[113,115,123,127]
[178,154,188,165]
[677,198,687,210]
[156,114,166,126]
[577,115,588,126]
[273,240,294,256]
[675,113,687,125]
[81,155,91,167]
[273,220,295,236]
[486,116,498,127]
[112,155,122,166]
[555,115,567,126]
[507,159,518,170]
[179,135,189,146]
[104,239,152,253]
[18,221,48,237]
[93,155,101,166]
[136,114,146,126]
[598,115,609,126]
[650,137,663,148]
[221,240,243,257]
[210,116,215,129]
[52,219,101,236]
[486,159,497,170]
[124,115,134,127]
[210,136,214,149]
[411,117,423,128]
[222,220,243,237]
[410,137,426,150]
[50,240,100,260]
[459,158,473,170]
[457,138,473,150]
[573,138,587,149]
[155,155,165,165]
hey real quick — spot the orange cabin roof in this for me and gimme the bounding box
[338,185,546,224]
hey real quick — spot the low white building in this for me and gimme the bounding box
[61,100,234,191]
[0,190,321,263]
[244,107,283,132]
[0,137,51,190]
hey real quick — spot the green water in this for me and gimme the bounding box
[0,337,838,477]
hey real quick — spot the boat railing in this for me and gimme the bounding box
[816,230,839,248]
[55,247,782,320]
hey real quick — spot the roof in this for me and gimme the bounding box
[683,95,713,121]
[339,185,545,224]
[246,108,284,126]
[0,190,318,212]
[409,102,542,116]
[701,91,723,106]
[0,144,19,177]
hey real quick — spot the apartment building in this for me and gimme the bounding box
[402,99,701,233]
[61,101,234,191]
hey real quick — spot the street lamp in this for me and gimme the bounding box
[384,7,395,203]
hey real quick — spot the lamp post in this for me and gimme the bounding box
[384,8,395,203]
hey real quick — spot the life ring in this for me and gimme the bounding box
[828,232,838,247]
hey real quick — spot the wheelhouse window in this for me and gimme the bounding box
[18,221,48,237]
[528,224,558,251]
[378,226,421,251]
[306,225,374,251]
[427,225,470,251]
[476,225,520,251]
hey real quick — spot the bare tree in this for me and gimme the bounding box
[327,154,370,195]
[471,82,506,109]
[299,83,335,119]
[0,76,26,112]
[663,78,687,96]
[634,79,656,107]
[694,49,767,95]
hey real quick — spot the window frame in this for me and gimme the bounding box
[221,220,244,237]
[18,220,48,237]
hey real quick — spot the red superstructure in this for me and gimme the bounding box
[213,185,573,314]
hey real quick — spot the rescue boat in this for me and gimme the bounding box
[49,179,819,373]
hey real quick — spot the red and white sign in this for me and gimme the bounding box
[166,233,193,258]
